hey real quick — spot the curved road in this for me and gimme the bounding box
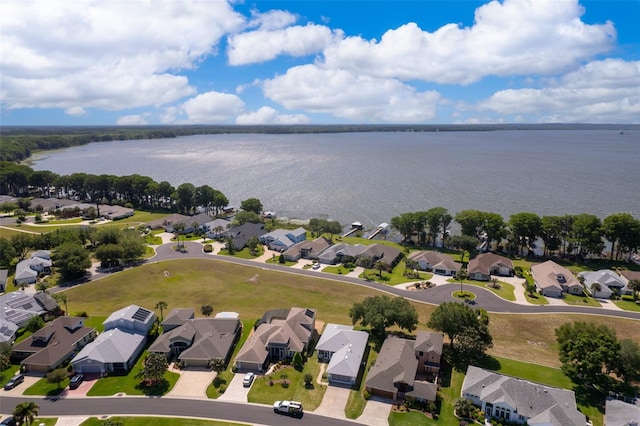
[0,395,360,426]
[139,242,640,320]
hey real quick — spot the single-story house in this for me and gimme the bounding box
[317,243,367,265]
[359,244,403,268]
[407,251,461,276]
[605,398,640,426]
[260,227,307,251]
[461,365,586,426]
[365,335,437,403]
[71,304,155,375]
[71,328,146,375]
[587,281,613,299]
[619,270,640,296]
[316,324,368,386]
[579,269,626,292]
[149,308,241,368]
[0,292,48,328]
[221,222,266,250]
[97,204,134,220]
[235,307,316,372]
[468,253,514,281]
[147,213,211,233]
[531,260,582,297]
[204,218,232,239]
[14,251,52,285]
[283,237,332,262]
[0,269,8,293]
[30,198,78,212]
[12,316,96,373]
[0,319,18,345]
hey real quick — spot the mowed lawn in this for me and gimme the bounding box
[63,259,640,368]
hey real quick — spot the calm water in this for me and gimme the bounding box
[30,130,640,228]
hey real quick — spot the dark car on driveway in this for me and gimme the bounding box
[69,374,84,389]
[3,374,24,391]
[0,416,16,425]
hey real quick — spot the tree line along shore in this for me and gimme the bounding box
[2,123,637,163]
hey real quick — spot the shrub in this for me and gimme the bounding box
[621,295,635,302]
[304,373,313,385]
[75,311,88,317]
[363,389,371,400]
[514,266,524,277]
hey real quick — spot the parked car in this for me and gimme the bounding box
[273,400,303,417]
[312,262,321,270]
[3,374,24,391]
[242,372,255,387]
[0,416,16,426]
[69,374,84,389]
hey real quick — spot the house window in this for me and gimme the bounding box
[419,351,424,356]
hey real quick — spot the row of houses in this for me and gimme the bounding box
[0,291,58,345]
[30,198,134,221]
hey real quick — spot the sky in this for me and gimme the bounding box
[1,0,638,126]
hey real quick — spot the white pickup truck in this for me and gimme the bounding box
[273,400,303,417]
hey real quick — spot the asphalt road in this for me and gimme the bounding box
[144,241,640,320]
[0,395,360,426]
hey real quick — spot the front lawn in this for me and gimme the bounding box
[87,350,179,396]
[614,300,640,312]
[265,257,297,266]
[389,411,433,425]
[466,280,516,301]
[323,265,355,275]
[207,319,254,399]
[1,364,22,387]
[247,357,325,411]
[360,265,433,286]
[218,247,263,259]
[563,292,601,307]
[23,375,70,397]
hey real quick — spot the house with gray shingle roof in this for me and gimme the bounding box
[359,244,403,268]
[0,319,18,345]
[235,307,316,372]
[462,365,586,426]
[283,237,332,262]
[71,328,147,375]
[619,270,640,296]
[71,304,155,375]
[365,335,438,403]
[605,398,640,426]
[316,323,368,386]
[260,227,307,252]
[468,253,514,281]
[15,251,52,285]
[318,243,367,264]
[408,251,461,276]
[0,292,48,328]
[149,308,241,368]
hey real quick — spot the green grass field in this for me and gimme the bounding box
[59,258,640,369]
[614,300,640,312]
[563,292,601,307]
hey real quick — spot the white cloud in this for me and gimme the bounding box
[180,91,245,123]
[65,106,87,116]
[476,59,640,123]
[321,0,615,84]
[116,114,149,125]
[236,106,310,124]
[0,0,244,111]
[228,24,337,65]
[247,9,297,30]
[263,65,441,122]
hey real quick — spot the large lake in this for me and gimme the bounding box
[30,130,640,228]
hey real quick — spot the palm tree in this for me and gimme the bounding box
[155,301,168,322]
[591,282,602,297]
[13,401,40,426]
[628,279,640,301]
[201,304,213,317]
[53,293,68,316]
[490,277,499,289]
[374,260,386,277]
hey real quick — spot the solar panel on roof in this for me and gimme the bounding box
[132,307,152,322]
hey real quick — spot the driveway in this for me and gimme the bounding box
[313,385,350,419]
[1,373,41,396]
[166,368,213,399]
[217,372,252,402]
[358,397,391,426]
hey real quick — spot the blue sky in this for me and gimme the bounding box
[1,0,638,125]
